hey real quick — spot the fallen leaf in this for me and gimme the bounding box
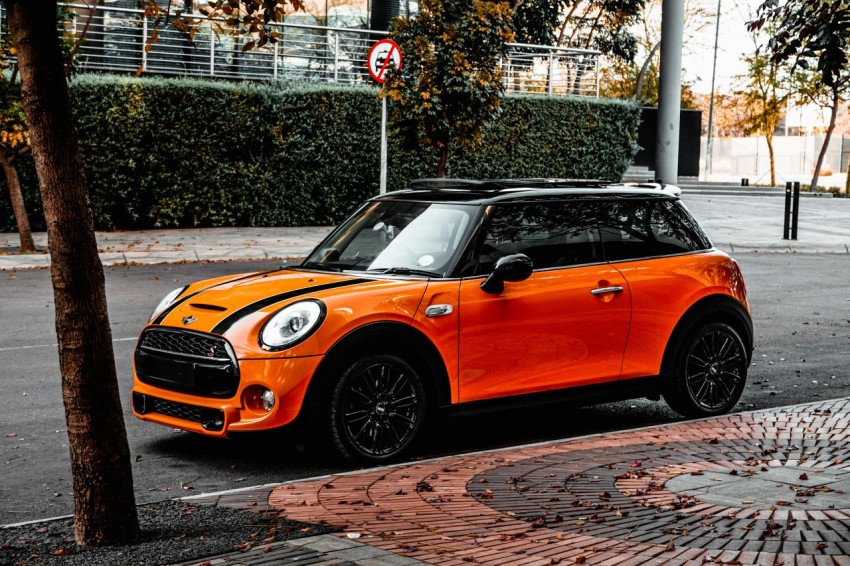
[799,473,809,481]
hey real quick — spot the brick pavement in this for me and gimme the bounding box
[184,399,850,565]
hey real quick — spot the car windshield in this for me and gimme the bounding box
[301,201,478,277]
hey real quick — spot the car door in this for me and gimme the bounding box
[457,200,632,403]
[597,197,718,380]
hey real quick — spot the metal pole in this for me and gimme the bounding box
[791,181,800,240]
[547,51,554,96]
[380,95,388,195]
[595,55,600,98]
[209,28,215,76]
[141,14,148,72]
[656,0,685,185]
[783,181,791,239]
[705,0,721,181]
[273,39,279,80]
[334,35,339,84]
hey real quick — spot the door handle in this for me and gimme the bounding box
[590,286,623,296]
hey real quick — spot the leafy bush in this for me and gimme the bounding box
[0,75,639,231]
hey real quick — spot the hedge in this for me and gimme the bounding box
[1,75,639,231]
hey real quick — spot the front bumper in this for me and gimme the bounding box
[131,355,324,436]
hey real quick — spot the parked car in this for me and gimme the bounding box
[132,179,753,463]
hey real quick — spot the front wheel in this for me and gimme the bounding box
[663,322,748,418]
[329,353,427,464]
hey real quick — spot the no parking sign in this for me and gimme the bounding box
[367,39,402,84]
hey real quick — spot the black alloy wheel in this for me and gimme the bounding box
[330,354,426,463]
[664,322,747,418]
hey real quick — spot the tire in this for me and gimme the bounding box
[663,322,748,418]
[329,353,427,464]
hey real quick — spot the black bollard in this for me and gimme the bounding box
[791,181,800,240]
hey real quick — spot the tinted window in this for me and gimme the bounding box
[599,199,711,261]
[473,201,602,275]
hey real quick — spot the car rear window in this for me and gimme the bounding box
[599,199,711,261]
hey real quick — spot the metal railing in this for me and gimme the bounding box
[0,3,599,97]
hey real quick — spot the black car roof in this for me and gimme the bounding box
[375,178,681,204]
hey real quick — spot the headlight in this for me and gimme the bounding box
[259,300,325,350]
[149,286,187,321]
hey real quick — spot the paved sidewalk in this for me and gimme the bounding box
[180,398,850,565]
[1,193,850,270]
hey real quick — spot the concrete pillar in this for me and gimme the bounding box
[655,0,685,184]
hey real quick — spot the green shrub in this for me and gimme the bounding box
[0,75,639,231]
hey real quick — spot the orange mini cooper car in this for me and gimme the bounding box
[132,179,753,463]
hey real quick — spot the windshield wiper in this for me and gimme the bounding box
[298,261,343,272]
[365,267,440,278]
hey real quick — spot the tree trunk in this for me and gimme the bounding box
[810,87,840,193]
[0,151,36,252]
[765,133,776,187]
[634,42,660,101]
[6,0,139,546]
[436,147,448,178]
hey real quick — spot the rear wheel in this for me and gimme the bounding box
[664,322,747,418]
[329,353,427,464]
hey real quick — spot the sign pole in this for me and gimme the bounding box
[380,95,388,195]
[367,39,401,196]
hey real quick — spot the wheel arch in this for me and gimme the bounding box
[303,321,452,414]
[660,294,754,379]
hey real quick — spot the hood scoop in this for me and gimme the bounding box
[189,303,228,312]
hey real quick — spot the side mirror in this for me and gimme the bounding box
[480,253,534,294]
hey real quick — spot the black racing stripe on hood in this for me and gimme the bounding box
[210,278,369,336]
[152,270,279,325]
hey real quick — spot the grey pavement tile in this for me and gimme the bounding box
[300,535,371,552]
[664,469,740,492]
[327,545,391,561]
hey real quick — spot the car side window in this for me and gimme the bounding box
[473,201,602,275]
[599,199,711,261]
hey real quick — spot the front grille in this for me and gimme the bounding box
[140,328,230,360]
[133,393,224,431]
[152,397,203,422]
[135,328,239,398]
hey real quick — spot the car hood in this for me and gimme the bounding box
[149,268,420,338]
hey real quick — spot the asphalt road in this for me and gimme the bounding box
[1,253,849,525]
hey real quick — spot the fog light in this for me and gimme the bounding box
[244,386,275,413]
[260,389,275,412]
